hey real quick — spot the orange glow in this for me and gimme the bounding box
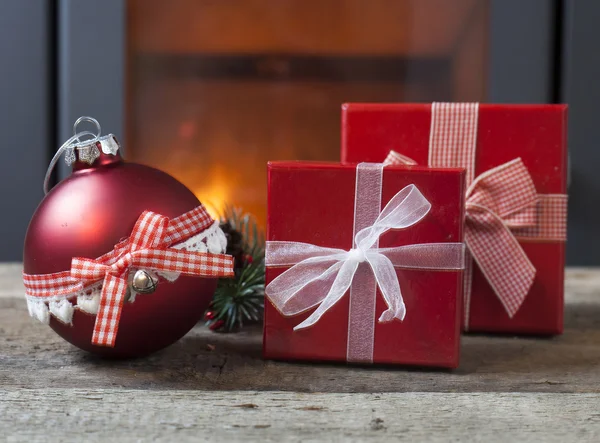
[192,164,232,220]
[128,0,488,234]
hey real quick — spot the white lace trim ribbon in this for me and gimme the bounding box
[26,221,228,325]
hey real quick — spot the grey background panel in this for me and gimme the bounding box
[0,0,596,265]
[562,0,600,265]
[57,0,125,179]
[0,1,51,261]
[488,0,557,103]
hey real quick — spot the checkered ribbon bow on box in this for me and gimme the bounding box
[383,103,567,321]
[23,205,234,347]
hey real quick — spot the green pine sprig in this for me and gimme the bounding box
[205,206,265,332]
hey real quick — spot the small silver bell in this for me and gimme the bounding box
[131,269,158,294]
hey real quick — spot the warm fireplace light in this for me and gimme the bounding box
[192,163,232,220]
[128,1,487,233]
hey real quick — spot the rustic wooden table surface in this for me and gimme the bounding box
[1,264,600,442]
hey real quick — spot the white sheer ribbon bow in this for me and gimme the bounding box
[265,163,465,362]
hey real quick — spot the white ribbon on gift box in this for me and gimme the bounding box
[265,163,465,363]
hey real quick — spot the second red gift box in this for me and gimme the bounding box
[341,103,568,335]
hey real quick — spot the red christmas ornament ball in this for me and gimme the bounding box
[23,153,218,358]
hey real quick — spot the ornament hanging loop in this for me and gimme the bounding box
[73,116,101,143]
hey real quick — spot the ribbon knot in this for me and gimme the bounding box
[72,211,170,283]
[69,210,234,347]
[108,253,134,276]
[347,248,367,263]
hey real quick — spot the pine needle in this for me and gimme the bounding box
[205,206,265,332]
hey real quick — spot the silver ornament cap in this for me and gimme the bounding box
[77,143,101,165]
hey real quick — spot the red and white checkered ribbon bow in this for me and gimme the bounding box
[23,205,234,347]
[464,158,538,316]
[383,102,567,320]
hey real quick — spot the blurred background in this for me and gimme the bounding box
[0,0,597,264]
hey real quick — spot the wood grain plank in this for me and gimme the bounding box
[0,262,23,298]
[3,267,600,440]
[1,390,599,442]
[2,268,600,394]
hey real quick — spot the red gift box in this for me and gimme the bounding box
[264,161,466,368]
[341,103,568,335]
